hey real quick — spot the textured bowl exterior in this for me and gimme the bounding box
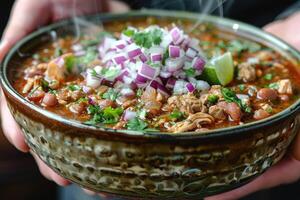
[1,10,300,199]
[5,94,300,199]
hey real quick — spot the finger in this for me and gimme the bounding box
[82,188,96,196]
[0,90,29,152]
[291,131,300,160]
[205,156,300,200]
[108,0,130,13]
[31,151,70,186]
[0,0,51,61]
[51,0,109,21]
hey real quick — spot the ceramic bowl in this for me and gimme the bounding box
[1,10,300,199]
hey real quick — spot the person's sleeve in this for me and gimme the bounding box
[276,0,300,19]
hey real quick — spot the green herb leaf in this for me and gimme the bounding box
[126,117,148,131]
[78,47,97,65]
[169,110,184,120]
[221,87,252,113]
[68,84,81,91]
[102,88,120,101]
[238,84,245,91]
[102,107,123,124]
[268,82,279,90]
[122,28,135,37]
[41,79,49,90]
[136,88,143,97]
[184,68,196,77]
[207,94,219,104]
[132,28,162,48]
[65,55,77,73]
[264,73,273,81]
[85,105,123,125]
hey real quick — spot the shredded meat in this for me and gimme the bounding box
[141,87,162,115]
[208,105,226,120]
[69,102,87,114]
[45,53,73,81]
[57,88,71,105]
[24,63,47,79]
[277,79,293,95]
[200,85,223,105]
[237,62,256,83]
[168,93,206,114]
[169,112,214,133]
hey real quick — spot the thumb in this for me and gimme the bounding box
[0,0,51,61]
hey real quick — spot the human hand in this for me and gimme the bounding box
[0,0,128,190]
[206,12,300,200]
[264,11,300,51]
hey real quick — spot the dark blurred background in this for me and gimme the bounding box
[0,1,299,200]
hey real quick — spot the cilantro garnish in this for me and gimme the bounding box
[136,88,143,97]
[184,68,196,77]
[85,105,123,125]
[122,28,135,37]
[169,110,184,120]
[268,83,279,90]
[102,88,120,101]
[264,73,273,81]
[65,55,77,73]
[41,79,49,90]
[207,94,219,105]
[78,47,97,65]
[238,84,245,91]
[126,117,148,131]
[221,87,252,113]
[132,28,163,48]
[68,84,81,91]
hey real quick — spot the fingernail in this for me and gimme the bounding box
[0,40,8,50]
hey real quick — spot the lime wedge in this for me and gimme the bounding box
[200,65,221,85]
[212,52,234,86]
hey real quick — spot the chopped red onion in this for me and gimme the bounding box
[135,74,150,83]
[120,88,135,97]
[126,43,142,59]
[166,78,176,89]
[170,27,182,44]
[159,71,172,78]
[192,57,205,72]
[116,69,130,82]
[86,71,101,89]
[114,40,127,50]
[124,110,137,121]
[186,47,198,60]
[112,53,127,65]
[157,84,171,97]
[173,80,188,94]
[82,86,92,94]
[72,44,83,52]
[186,82,195,92]
[74,50,86,57]
[88,95,97,105]
[102,37,116,52]
[165,58,184,72]
[151,54,162,62]
[139,53,148,63]
[139,63,158,79]
[169,45,180,58]
[55,57,65,68]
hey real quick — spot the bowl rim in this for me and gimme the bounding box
[1,9,300,140]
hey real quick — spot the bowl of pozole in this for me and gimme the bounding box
[1,10,300,199]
